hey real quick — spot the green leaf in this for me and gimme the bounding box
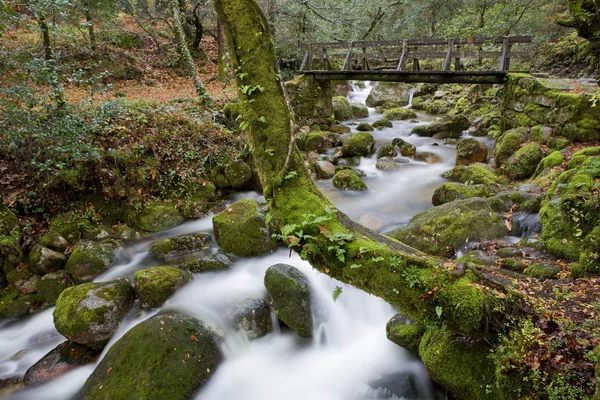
[372,256,384,262]
[265,212,273,225]
[332,286,343,302]
[350,264,361,269]
[435,306,443,318]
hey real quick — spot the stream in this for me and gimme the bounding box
[0,82,456,400]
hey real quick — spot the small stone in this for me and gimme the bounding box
[313,161,336,179]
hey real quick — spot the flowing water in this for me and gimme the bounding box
[1,82,457,400]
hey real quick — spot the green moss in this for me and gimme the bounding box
[392,138,417,157]
[372,118,393,130]
[0,202,19,237]
[332,170,367,191]
[573,225,600,278]
[134,203,186,232]
[341,132,375,157]
[212,198,276,257]
[386,314,422,353]
[351,103,369,118]
[332,96,353,121]
[442,165,502,185]
[383,107,417,121]
[375,102,400,113]
[37,270,72,305]
[494,129,527,166]
[134,267,193,308]
[81,312,222,400]
[432,183,488,206]
[502,142,544,180]
[523,263,561,279]
[456,138,488,166]
[0,289,34,318]
[419,329,496,399]
[389,197,508,257]
[424,99,449,115]
[533,150,564,177]
[356,122,374,132]
[65,241,118,284]
[149,233,211,261]
[377,144,398,159]
[49,212,94,243]
[53,281,135,348]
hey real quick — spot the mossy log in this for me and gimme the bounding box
[214,0,520,397]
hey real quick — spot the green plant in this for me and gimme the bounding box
[400,265,421,288]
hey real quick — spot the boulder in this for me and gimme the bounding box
[414,152,442,164]
[389,198,509,256]
[53,280,135,348]
[356,122,374,132]
[134,267,193,308]
[296,131,339,153]
[333,170,368,191]
[502,258,527,272]
[494,128,528,166]
[442,165,501,185]
[178,253,233,273]
[524,263,561,279]
[392,138,417,156]
[227,298,272,339]
[366,82,413,107]
[411,116,469,139]
[456,250,498,266]
[496,247,523,258]
[377,144,398,159]
[456,138,488,166]
[502,142,544,180]
[0,289,35,319]
[372,118,393,129]
[211,160,252,189]
[81,312,222,400]
[38,231,69,252]
[64,241,121,284]
[376,157,404,170]
[23,341,100,387]
[375,102,401,113]
[264,264,313,338]
[386,314,422,353]
[351,103,369,118]
[341,132,375,157]
[383,108,417,121]
[28,245,66,275]
[135,203,186,232]
[37,270,72,305]
[212,199,276,257]
[313,160,336,179]
[432,183,488,206]
[149,233,212,262]
[332,96,353,121]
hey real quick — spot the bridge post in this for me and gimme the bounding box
[499,37,512,71]
[342,42,353,71]
[396,40,407,71]
[361,47,368,70]
[443,39,454,71]
[307,44,312,71]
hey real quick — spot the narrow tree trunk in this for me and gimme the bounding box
[38,15,53,61]
[170,0,209,101]
[216,18,227,81]
[82,0,97,53]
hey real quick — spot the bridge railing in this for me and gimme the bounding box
[298,36,532,73]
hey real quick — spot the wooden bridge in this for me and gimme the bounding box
[298,36,532,84]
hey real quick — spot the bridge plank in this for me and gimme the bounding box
[301,36,532,49]
[301,70,507,84]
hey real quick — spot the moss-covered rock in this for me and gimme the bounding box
[313,160,336,179]
[332,170,368,191]
[23,341,100,387]
[494,128,528,166]
[264,263,312,338]
[366,82,413,107]
[149,233,212,262]
[64,241,120,284]
[389,198,509,257]
[456,138,488,166]
[0,201,22,274]
[442,165,502,185]
[37,270,72,305]
[212,199,276,257]
[341,132,375,157]
[81,312,222,400]
[332,96,353,121]
[28,245,66,275]
[227,298,272,339]
[178,253,233,273]
[423,99,449,115]
[376,157,406,170]
[38,231,69,252]
[134,203,186,232]
[372,118,393,130]
[351,103,369,118]
[285,74,334,127]
[356,122,374,132]
[523,263,561,279]
[134,267,193,308]
[411,116,469,139]
[53,280,135,348]
[0,289,35,319]
[48,212,94,244]
[296,131,339,153]
[502,142,544,180]
[502,258,527,272]
[386,314,422,354]
[419,329,496,399]
[432,183,489,206]
[572,225,600,278]
[392,138,417,156]
[533,150,564,177]
[456,250,498,266]
[383,108,417,121]
[211,160,252,189]
[414,152,442,164]
[377,144,398,159]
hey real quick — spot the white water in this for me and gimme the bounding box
[3,81,457,400]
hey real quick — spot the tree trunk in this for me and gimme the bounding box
[170,0,210,101]
[38,15,53,61]
[82,0,97,53]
